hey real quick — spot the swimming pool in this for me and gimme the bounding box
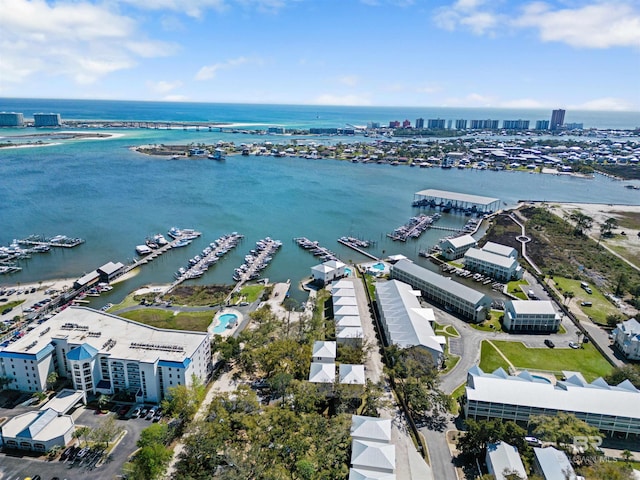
[345,267,352,276]
[532,374,552,384]
[372,262,386,271]
[214,313,238,334]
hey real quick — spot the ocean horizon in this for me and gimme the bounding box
[1,97,640,130]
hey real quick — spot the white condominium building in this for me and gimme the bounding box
[0,307,211,404]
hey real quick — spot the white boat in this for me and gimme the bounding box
[136,245,153,255]
[154,234,169,246]
[173,238,192,248]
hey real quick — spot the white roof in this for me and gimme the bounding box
[351,415,392,443]
[443,234,476,249]
[486,441,527,480]
[375,280,442,355]
[308,362,335,383]
[508,300,557,315]
[392,259,490,305]
[335,305,360,317]
[332,279,355,289]
[312,340,336,359]
[534,447,577,480]
[339,364,366,385]
[414,189,499,207]
[325,259,346,269]
[40,389,85,415]
[482,241,517,258]
[467,367,640,420]
[349,469,396,480]
[1,408,73,442]
[75,270,99,286]
[336,316,362,328]
[387,254,407,262]
[465,248,518,269]
[337,326,364,339]
[312,264,333,274]
[619,318,640,336]
[98,261,125,275]
[334,296,358,306]
[1,307,208,365]
[351,440,396,473]
[332,288,356,297]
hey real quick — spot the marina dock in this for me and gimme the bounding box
[17,234,85,248]
[337,237,379,261]
[387,213,441,241]
[167,233,244,293]
[293,237,338,261]
[233,238,282,286]
[412,189,500,215]
[125,228,201,272]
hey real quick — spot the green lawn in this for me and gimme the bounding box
[434,323,460,338]
[231,285,264,304]
[118,308,213,332]
[482,340,613,382]
[552,276,619,325]
[470,311,505,332]
[0,299,25,310]
[479,341,511,373]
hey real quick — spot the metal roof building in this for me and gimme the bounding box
[533,446,578,480]
[412,189,500,213]
[465,366,640,437]
[504,300,561,332]
[375,279,443,366]
[390,259,492,323]
[486,441,528,480]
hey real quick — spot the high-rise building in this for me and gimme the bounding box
[415,118,424,129]
[550,109,565,131]
[502,120,530,130]
[0,112,24,127]
[564,122,583,130]
[33,113,62,127]
[389,120,400,128]
[535,120,550,130]
[455,119,468,130]
[402,119,411,128]
[427,118,445,129]
[470,119,499,129]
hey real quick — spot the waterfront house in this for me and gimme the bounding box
[613,318,640,360]
[440,234,477,260]
[97,261,126,283]
[503,300,561,332]
[481,241,518,259]
[486,441,528,480]
[390,259,492,323]
[312,340,336,363]
[311,259,346,286]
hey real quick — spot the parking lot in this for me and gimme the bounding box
[0,403,156,480]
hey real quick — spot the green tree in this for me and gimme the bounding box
[46,371,59,390]
[73,425,92,447]
[91,414,123,448]
[457,419,528,461]
[127,443,173,480]
[98,394,110,412]
[531,412,600,460]
[137,423,169,448]
[161,374,206,422]
[568,211,593,236]
[579,462,634,480]
[604,364,640,388]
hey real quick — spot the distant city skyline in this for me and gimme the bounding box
[1,0,639,111]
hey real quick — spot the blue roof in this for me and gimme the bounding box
[67,343,98,361]
[158,358,191,369]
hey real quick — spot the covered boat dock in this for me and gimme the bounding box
[412,189,500,214]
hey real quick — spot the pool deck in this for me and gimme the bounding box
[210,308,244,337]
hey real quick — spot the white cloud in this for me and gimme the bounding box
[147,80,183,94]
[571,97,636,111]
[498,98,546,109]
[338,75,359,87]
[434,1,640,48]
[312,94,372,106]
[515,2,640,48]
[0,0,174,85]
[117,0,227,18]
[195,56,263,81]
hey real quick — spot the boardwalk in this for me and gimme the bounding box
[387,213,441,241]
[233,238,282,288]
[293,237,338,261]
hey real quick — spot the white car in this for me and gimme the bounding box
[569,342,579,349]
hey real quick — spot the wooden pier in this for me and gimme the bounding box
[337,238,379,261]
[17,235,85,248]
[293,237,339,261]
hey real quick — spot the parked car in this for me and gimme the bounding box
[544,339,555,348]
[146,408,156,420]
[569,342,579,349]
[2,307,13,315]
[118,405,130,416]
[581,301,592,307]
[131,407,142,418]
[525,436,542,447]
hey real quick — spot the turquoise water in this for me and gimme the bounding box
[372,262,386,271]
[0,99,639,306]
[344,267,352,276]
[214,313,237,333]
[532,375,552,384]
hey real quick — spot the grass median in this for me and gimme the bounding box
[118,308,213,332]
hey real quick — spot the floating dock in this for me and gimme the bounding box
[17,234,85,248]
[293,237,338,261]
[337,237,378,261]
[387,213,441,241]
[233,238,282,286]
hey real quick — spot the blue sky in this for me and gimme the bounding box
[1,0,639,110]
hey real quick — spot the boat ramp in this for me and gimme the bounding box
[387,213,441,241]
